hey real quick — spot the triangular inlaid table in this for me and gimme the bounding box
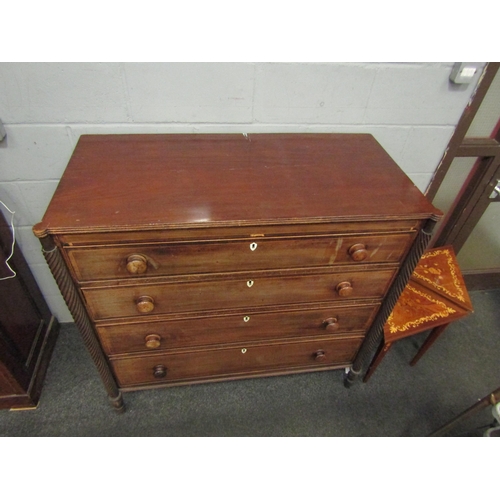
[363,246,474,382]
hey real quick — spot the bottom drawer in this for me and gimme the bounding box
[111,335,364,388]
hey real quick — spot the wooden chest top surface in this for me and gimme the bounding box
[35,133,440,235]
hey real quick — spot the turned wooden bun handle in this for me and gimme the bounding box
[153,364,167,378]
[323,317,339,332]
[145,334,161,349]
[348,243,368,262]
[314,350,326,361]
[136,295,155,313]
[126,254,148,274]
[336,281,353,297]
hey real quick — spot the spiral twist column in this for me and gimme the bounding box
[38,234,125,412]
[344,218,437,387]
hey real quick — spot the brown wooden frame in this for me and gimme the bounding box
[426,62,500,201]
[0,210,60,409]
[426,63,500,290]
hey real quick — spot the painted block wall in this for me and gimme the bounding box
[0,62,485,322]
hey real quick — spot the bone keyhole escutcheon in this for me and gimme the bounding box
[250,242,258,251]
[247,280,254,287]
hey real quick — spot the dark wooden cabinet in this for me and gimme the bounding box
[33,134,441,411]
[0,209,59,410]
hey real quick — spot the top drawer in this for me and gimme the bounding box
[66,232,413,281]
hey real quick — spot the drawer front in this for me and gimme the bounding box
[83,268,395,320]
[111,336,364,387]
[96,304,379,355]
[67,233,412,281]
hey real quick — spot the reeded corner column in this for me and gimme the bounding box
[344,218,438,388]
[33,224,125,412]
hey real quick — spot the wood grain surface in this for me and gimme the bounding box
[34,134,440,235]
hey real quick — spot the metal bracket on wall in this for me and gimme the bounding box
[0,118,6,141]
[449,63,481,85]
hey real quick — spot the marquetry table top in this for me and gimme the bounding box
[385,246,473,343]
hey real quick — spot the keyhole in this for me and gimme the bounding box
[241,348,247,354]
[250,242,258,251]
[247,280,254,287]
[243,316,250,322]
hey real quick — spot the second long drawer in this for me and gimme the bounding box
[83,268,396,320]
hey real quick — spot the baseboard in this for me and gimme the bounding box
[463,270,500,291]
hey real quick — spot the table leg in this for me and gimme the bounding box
[410,323,449,366]
[363,341,392,383]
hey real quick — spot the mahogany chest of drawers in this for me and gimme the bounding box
[33,134,441,411]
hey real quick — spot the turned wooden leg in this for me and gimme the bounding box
[410,323,449,366]
[36,232,125,413]
[363,341,392,383]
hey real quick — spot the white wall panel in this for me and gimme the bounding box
[0,125,73,181]
[124,63,254,123]
[364,64,481,125]
[0,182,32,226]
[399,126,456,173]
[0,63,129,123]
[17,180,59,226]
[254,63,375,124]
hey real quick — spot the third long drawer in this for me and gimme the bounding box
[96,303,379,355]
[83,267,396,320]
